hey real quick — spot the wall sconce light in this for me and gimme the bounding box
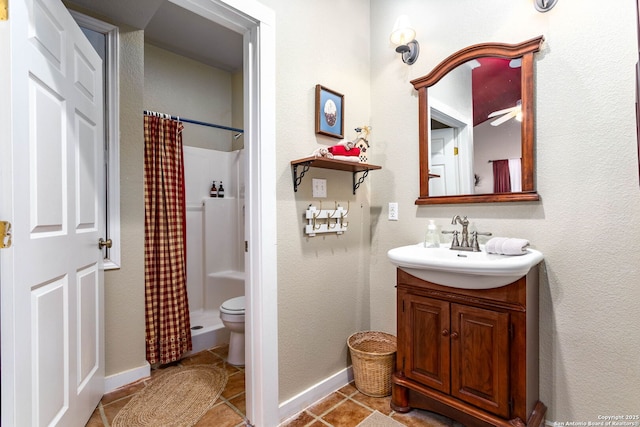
[534,0,558,12]
[390,15,419,65]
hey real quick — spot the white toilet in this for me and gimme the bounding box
[219,296,245,366]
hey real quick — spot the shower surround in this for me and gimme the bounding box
[183,146,245,354]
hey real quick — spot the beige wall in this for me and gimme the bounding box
[144,43,236,151]
[104,26,147,377]
[369,0,640,423]
[232,71,244,151]
[257,0,373,403]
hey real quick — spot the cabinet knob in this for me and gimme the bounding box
[442,329,449,337]
[450,331,459,339]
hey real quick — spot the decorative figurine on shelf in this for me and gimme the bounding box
[308,125,371,163]
[352,126,371,163]
[311,147,333,158]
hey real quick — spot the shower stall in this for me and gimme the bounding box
[183,146,245,354]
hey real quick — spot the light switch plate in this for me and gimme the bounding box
[388,202,398,221]
[312,178,327,198]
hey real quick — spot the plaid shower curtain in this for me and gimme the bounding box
[143,115,192,365]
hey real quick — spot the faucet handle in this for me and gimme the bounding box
[470,231,492,252]
[442,230,460,247]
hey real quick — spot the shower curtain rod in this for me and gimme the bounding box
[143,110,244,134]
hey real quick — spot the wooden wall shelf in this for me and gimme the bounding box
[290,156,382,194]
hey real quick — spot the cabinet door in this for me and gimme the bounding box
[403,294,450,393]
[450,304,510,418]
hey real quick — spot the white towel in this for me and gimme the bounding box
[501,238,530,255]
[331,155,361,163]
[485,237,530,256]
[485,237,507,254]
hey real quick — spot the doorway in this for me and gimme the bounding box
[146,2,277,425]
[71,0,277,425]
[430,101,474,196]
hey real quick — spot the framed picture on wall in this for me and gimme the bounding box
[315,85,344,139]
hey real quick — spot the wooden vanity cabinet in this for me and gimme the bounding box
[391,269,546,427]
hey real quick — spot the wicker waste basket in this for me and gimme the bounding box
[347,331,397,397]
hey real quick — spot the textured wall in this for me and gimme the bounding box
[369,0,640,422]
[256,0,372,403]
[144,44,234,151]
[103,27,147,377]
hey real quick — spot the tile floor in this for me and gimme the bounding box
[85,344,462,427]
[279,383,464,427]
[85,345,248,427]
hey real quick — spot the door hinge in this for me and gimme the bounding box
[509,323,514,339]
[0,221,12,248]
[0,0,7,21]
[244,240,248,252]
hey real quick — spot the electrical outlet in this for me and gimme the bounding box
[388,202,398,221]
[312,178,327,198]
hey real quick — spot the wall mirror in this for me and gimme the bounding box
[412,36,544,204]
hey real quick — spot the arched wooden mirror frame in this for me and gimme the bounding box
[412,36,544,204]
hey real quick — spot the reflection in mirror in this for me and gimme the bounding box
[430,57,522,196]
[411,36,544,204]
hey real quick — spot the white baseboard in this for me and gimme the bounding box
[103,362,151,394]
[278,366,354,424]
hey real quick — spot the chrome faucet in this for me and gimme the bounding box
[445,215,492,252]
[451,215,470,248]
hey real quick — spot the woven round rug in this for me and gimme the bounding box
[112,364,228,427]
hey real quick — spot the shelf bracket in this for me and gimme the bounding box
[352,169,370,194]
[292,161,312,192]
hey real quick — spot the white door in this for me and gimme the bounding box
[0,0,105,425]
[430,128,458,196]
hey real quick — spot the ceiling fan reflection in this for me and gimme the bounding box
[488,100,522,126]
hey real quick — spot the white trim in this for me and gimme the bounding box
[166,1,278,426]
[103,362,151,394]
[69,10,122,270]
[279,367,354,424]
[430,97,475,195]
[0,9,15,427]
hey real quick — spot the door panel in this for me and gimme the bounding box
[430,128,457,196]
[30,76,66,234]
[33,278,68,426]
[2,0,105,425]
[404,295,450,393]
[451,304,510,418]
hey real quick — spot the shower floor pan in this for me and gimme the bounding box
[187,308,230,355]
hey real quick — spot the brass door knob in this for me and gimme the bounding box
[98,238,112,249]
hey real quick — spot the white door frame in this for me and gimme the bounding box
[430,97,474,195]
[168,1,278,425]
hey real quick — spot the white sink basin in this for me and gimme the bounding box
[387,243,544,289]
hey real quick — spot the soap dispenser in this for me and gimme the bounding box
[424,220,440,248]
[218,181,225,198]
[210,181,217,198]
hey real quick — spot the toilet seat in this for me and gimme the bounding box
[220,296,245,315]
